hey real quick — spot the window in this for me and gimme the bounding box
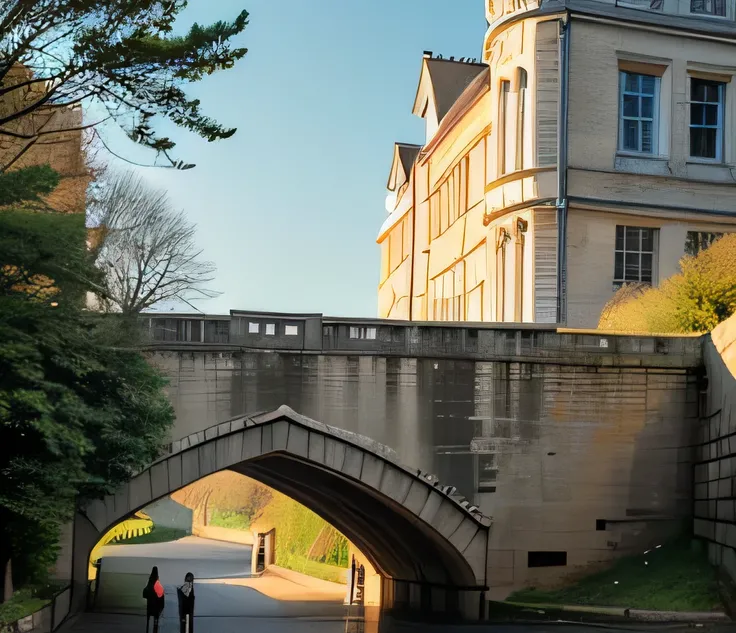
[691,0,726,16]
[206,320,230,343]
[323,325,334,337]
[265,323,276,336]
[284,325,299,336]
[515,218,528,321]
[516,69,527,171]
[685,231,723,256]
[496,228,510,320]
[380,241,389,280]
[499,80,510,175]
[619,72,659,155]
[690,78,724,161]
[248,322,260,334]
[614,226,656,289]
[349,326,377,340]
[478,454,498,493]
[389,224,403,272]
[528,551,567,568]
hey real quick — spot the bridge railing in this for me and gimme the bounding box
[139,311,703,368]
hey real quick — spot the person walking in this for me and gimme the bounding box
[143,566,165,633]
[177,572,195,633]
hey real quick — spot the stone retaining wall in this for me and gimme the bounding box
[694,315,736,588]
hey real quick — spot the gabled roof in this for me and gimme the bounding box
[420,66,490,157]
[412,57,489,124]
[387,142,422,191]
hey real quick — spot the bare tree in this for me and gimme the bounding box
[92,171,218,315]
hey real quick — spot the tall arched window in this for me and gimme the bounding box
[516,68,528,171]
[499,80,511,176]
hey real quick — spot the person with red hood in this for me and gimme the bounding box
[142,565,165,632]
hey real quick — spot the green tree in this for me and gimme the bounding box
[0,168,175,601]
[599,233,736,334]
[0,165,59,208]
[0,1,249,170]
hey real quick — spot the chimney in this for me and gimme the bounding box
[423,50,433,58]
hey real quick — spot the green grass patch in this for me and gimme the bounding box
[209,510,251,531]
[277,554,347,585]
[116,526,188,545]
[507,540,721,612]
[0,584,63,625]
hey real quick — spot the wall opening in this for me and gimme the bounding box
[528,551,567,568]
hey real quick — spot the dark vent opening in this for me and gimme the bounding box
[528,551,567,568]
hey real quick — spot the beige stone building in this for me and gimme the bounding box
[0,64,88,214]
[378,0,736,329]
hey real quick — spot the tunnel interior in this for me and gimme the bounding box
[233,453,479,587]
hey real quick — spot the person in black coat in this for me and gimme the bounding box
[143,566,165,633]
[177,572,195,633]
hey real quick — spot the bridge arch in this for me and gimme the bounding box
[79,406,491,616]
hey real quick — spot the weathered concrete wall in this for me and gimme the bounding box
[695,315,736,587]
[150,329,701,597]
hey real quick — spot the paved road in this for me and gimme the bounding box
[94,536,347,620]
[99,536,252,579]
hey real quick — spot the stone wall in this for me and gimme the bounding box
[151,343,700,597]
[695,315,736,588]
[0,65,88,214]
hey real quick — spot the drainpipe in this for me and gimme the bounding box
[555,15,570,325]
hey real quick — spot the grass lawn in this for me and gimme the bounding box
[117,526,189,545]
[507,540,721,612]
[279,554,348,585]
[209,510,251,532]
[0,587,54,625]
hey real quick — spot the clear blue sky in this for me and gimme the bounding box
[104,0,486,316]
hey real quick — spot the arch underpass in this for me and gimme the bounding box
[78,406,491,618]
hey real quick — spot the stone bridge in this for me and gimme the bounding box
[138,312,705,597]
[64,311,708,620]
[79,406,491,618]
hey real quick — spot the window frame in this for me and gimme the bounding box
[498,80,511,176]
[690,0,727,17]
[689,77,725,163]
[248,322,260,334]
[613,225,658,290]
[685,231,724,257]
[348,326,377,340]
[618,71,660,156]
[265,323,276,336]
[516,68,528,171]
[284,324,299,336]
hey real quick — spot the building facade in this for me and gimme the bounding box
[0,64,88,214]
[377,0,736,329]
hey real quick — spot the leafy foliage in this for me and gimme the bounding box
[0,169,175,597]
[0,1,249,169]
[0,166,60,208]
[599,234,736,334]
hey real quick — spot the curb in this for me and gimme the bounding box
[497,601,731,624]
